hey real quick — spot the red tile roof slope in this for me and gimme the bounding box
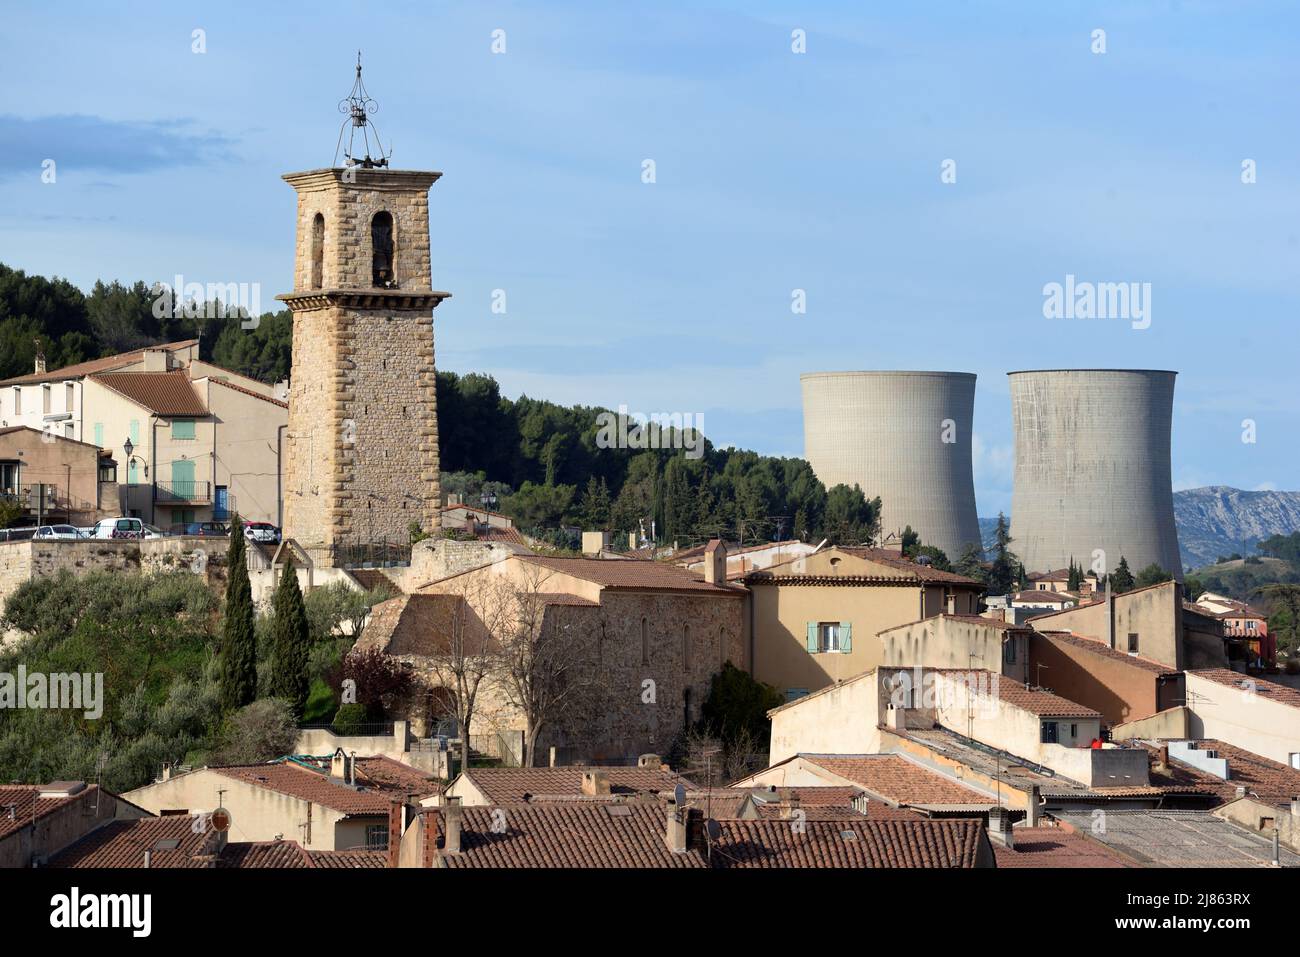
[1142,739,1300,808]
[1188,669,1300,709]
[1035,631,1178,675]
[0,339,198,386]
[992,827,1132,868]
[0,784,98,841]
[800,755,994,806]
[212,758,438,814]
[938,670,1102,718]
[461,766,692,804]
[519,555,743,593]
[90,371,208,415]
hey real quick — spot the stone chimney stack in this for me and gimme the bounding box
[581,770,611,797]
[443,796,463,855]
[33,345,46,375]
[1291,796,1300,819]
[665,800,687,853]
[704,539,727,585]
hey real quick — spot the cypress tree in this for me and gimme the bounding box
[218,515,258,712]
[267,560,311,718]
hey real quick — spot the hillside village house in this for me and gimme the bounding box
[744,546,984,700]
[1028,568,1098,595]
[0,341,287,526]
[360,542,747,765]
[1027,629,1184,727]
[0,426,118,524]
[1193,592,1274,667]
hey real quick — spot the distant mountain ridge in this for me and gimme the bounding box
[978,486,1300,571]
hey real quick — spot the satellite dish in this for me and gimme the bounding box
[706,818,721,841]
[674,783,686,806]
[210,807,232,833]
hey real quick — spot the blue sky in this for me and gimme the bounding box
[2,1,1297,513]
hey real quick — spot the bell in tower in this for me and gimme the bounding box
[277,55,451,567]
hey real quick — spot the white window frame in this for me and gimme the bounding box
[819,622,842,653]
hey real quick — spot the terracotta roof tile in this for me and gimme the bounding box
[1188,669,1300,709]
[90,371,208,416]
[799,755,995,806]
[519,555,744,594]
[1142,739,1300,808]
[1035,631,1178,675]
[0,784,97,841]
[0,340,197,386]
[936,669,1102,718]
[460,766,692,804]
[212,756,438,814]
[992,826,1132,868]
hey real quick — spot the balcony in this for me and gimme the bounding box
[154,480,212,504]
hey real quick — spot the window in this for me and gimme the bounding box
[42,384,50,414]
[1003,639,1017,664]
[806,621,852,654]
[93,422,104,447]
[65,382,74,412]
[171,419,196,441]
[682,624,690,672]
[1127,633,1139,653]
[1289,753,1300,771]
[98,460,117,484]
[1041,721,1059,744]
[1069,723,1078,739]
[11,387,19,415]
[371,211,395,287]
[641,618,649,665]
[785,688,809,703]
[310,213,325,289]
[364,824,389,850]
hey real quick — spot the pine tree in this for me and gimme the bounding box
[218,515,257,712]
[1110,556,1135,593]
[267,560,311,718]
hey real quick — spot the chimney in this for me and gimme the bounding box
[1236,785,1248,800]
[387,802,404,868]
[329,748,351,782]
[1291,796,1300,819]
[141,349,168,372]
[987,806,1014,848]
[581,771,610,797]
[781,793,802,820]
[143,849,152,868]
[1025,786,1041,828]
[33,346,46,375]
[443,797,463,855]
[161,763,172,782]
[1105,578,1115,649]
[885,705,906,730]
[1156,744,1169,772]
[704,539,727,585]
[665,800,688,853]
[637,753,661,769]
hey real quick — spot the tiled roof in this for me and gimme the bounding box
[1143,739,1300,808]
[1188,669,1300,709]
[0,784,96,841]
[937,669,1102,718]
[1013,589,1076,603]
[433,804,989,868]
[992,826,1132,868]
[212,756,439,814]
[1034,631,1177,675]
[206,376,288,409]
[90,371,208,415]
[361,593,467,657]
[0,340,197,386]
[519,555,744,594]
[823,547,986,585]
[460,766,693,804]
[799,755,995,806]
[307,849,388,868]
[44,816,313,869]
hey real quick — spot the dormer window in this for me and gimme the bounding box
[371,211,395,287]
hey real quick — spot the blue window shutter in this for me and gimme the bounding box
[840,621,853,653]
[805,622,819,653]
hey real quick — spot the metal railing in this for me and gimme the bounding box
[330,540,412,568]
[154,480,212,503]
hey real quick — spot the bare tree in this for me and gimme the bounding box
[492,565,602,767]
[423,579,504,772]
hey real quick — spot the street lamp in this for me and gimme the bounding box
[122,437,147,479]
[479,491,497,511]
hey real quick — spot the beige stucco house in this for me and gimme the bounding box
[744,546,984,700]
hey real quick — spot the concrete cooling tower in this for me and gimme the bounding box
[800,371,981,559]
[1008,369,1181,579]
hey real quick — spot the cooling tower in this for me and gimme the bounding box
[801,371,981,559]
[1008,369,1181,580]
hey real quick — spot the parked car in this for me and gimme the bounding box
[33,524,87,540]
[90,517,166,540]
[169,522,230,537]
[243,521,281,544]
[0,527,37,542]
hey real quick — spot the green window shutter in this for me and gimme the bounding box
[172,419,195,440]
[840,621,853,653]
[129,419,140,444]
[805,622,819,653]
[93,422,103,447]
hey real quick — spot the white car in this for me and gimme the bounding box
[33,524,86,540]
[90,517,166,540]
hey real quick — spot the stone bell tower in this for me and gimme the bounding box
[278,58,449,566]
